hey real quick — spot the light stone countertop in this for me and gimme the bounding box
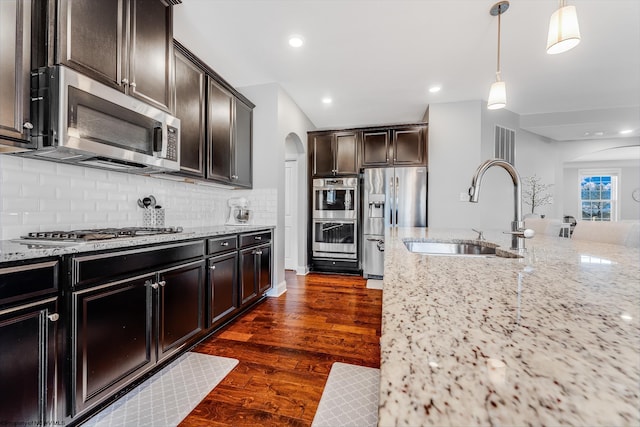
[378,227,640,427]
[0,225,274,263]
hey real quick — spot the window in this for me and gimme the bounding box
[579,169,619,221]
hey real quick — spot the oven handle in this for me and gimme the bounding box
[321,224,344,232]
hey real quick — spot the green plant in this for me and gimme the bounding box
[523,175,553,214]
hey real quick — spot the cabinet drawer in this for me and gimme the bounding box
[73,241,205,288]
[239,231,271,248]
[207,235,238,255]
[0,260,59,307]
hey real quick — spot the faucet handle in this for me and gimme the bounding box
[504,228,535,238]
[472,228,485,240]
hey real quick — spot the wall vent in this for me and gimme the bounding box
[494,125,515,165]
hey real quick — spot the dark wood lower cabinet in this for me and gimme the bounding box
[207,252,239,328]
[157,260,205,360]
[240,243,272,307]
[72,274,155,414]
[0,298,58,424]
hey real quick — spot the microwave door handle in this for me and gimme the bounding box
[153,127,163,153]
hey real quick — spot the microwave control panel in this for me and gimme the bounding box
[166,126,178,161]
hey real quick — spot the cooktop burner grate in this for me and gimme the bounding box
[22,226,184,242]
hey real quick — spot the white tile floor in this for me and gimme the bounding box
[83,352,238,427]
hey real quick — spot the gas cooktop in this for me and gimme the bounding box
[20,226,184,242]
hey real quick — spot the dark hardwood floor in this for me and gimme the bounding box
[180,271,382,427]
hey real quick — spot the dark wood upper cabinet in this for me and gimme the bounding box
[361,130,390,166]
[57,0,173,112]
[233,99,253,187]
[0,0,35,148]
[311,131,358,177]
[393,126,426,165]
[172,41,254,188]
[360,125,427,167]
[207,77,233,183]
[173,46,205,177]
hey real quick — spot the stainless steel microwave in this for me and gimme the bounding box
[23,65,180,173]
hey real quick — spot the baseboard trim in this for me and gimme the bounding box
[266,280,287,297]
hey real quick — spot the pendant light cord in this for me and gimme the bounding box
[496,9,502,78]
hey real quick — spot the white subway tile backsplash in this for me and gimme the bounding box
[0,155,277,240]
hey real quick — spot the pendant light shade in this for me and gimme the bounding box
[488,77,507,110]
[487,1,509,110]
[546,2,581,54]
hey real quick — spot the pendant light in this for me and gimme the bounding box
[488,1,509,110]
[546,0,581,54]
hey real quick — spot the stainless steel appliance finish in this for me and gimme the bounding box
[362,167,427,278]
[312,177,358,219]
[19,227,184,242]
[312,219,357,259]
[24,65,180,173]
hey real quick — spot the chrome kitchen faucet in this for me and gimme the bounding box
[468,159,534,251]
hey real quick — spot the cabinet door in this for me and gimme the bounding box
[233,99,253,188]
[256,244,272,295]
[335,132,358,174]
[0,298,57,425]
[207,78,233,183]
[312,133,335,176]
[239,247,258,306]
[174,47,205,177]
[129,0,173,112]
[73,274,155,415]
[157,260,205,361]
[57,0,125,91]
[0,0,34,144]
[393,127,425,165]
[362,130,390,166]
[208,252,238,328]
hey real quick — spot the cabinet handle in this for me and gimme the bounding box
[121,78,129,85]
[23,122,34,130]
[130,81,137,88]
[158,280,166,287]
[210,265,216,270]
[254,236,262,241]
[47,313,59,322]
[221,242,229,246]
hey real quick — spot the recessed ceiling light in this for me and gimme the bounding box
[429,86,441,93]
[620,129,633,135]
[593,131,604,137]
[288,36,304,48]
[322,97,332,104]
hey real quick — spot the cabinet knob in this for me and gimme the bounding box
[221,242,229,246]
[210,265,216,270]
[146,280,159,289]
[231,175,238,180]
[254,250,262,255]
[130,81,137,88]
[121,78,129,85]
[254,236,262,241]
[158,280,166,287]
[47,313,59,322]
[23,121,34,130]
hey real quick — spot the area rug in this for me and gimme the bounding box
[366,279,384,290]
[311,362,380,427]
[83,352,238,427]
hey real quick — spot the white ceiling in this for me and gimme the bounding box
[173,0,640,142]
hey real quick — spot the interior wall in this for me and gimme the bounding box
[428,101,482,229]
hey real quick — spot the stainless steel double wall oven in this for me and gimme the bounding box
[311,177,358,260]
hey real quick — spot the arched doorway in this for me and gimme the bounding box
[284,133,305,271]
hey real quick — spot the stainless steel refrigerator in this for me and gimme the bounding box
[362,167,427,278]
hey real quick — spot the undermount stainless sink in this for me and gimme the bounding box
[403,240,497,256]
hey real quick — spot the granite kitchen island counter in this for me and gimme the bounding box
[378,227,640,426]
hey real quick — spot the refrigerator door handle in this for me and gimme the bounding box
[395,176,399,226]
